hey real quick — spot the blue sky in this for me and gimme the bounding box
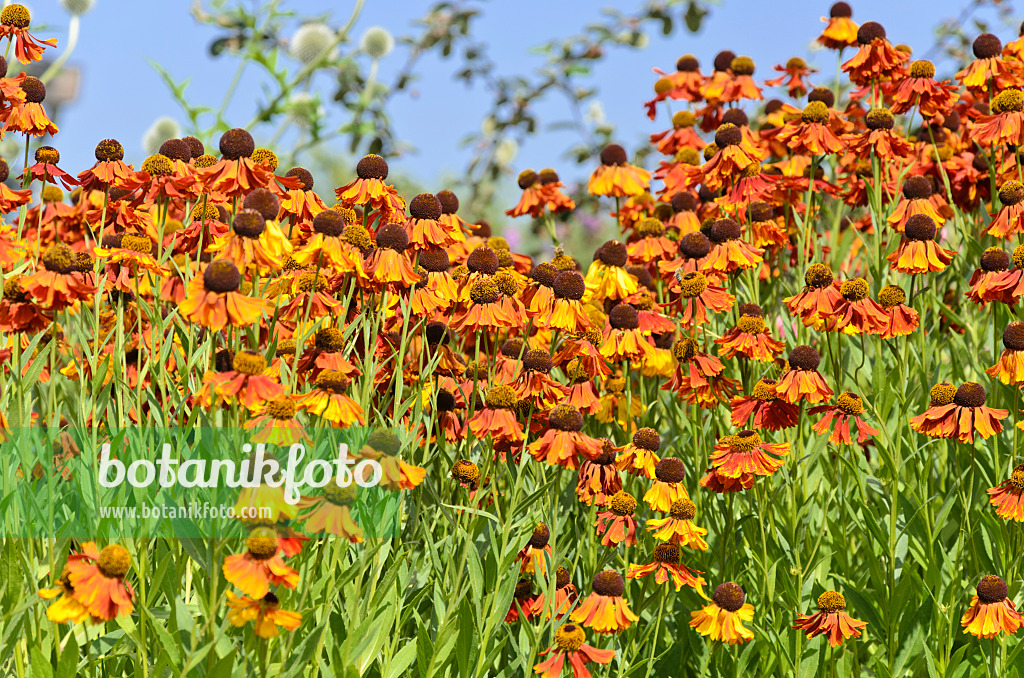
[19,0,1015,187]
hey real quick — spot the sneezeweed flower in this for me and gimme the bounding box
[650,110,704,156]
[451,278,517,332]
[0,4,56,64]
[23,145,78,189]
[776,101,845,155]
[700,123,760,191]
[528,404,602,470]
[644,456,689,512]
[295,370,366,428]
[335,154,403,216]
[506,578,541,623]
[38,569,90,624]
[709,430,789,481]
[548,271,594,333]
[1,75,57,137]
[792,590,867,647]
[570,569,638,634]
[21,243,96,311]
[222,527,300,599]
[616,426,661,479]
[716,304,785,362]
[627,217,676,266]
[690,582,755,645]
[587,144,650,197]
[766,56,817,98]
[646,498,709,550]
[971,89,1024,149]
[533,623,615,678]
[964,247,1011,308]
[63,543,136,622]
[0,275,49,332]
[506,169,546,218]
[203,350,285,411]
[405,192,460,250]
[777,345,834,404]
[841,21,909,87]
[878,285,919,338]
[200,128,273,200]
[513,349,568,408]
[887,175,945,234]
[986,321,1024,384]
[364,221,420,288]
[888,214,954,275]
[297,482,363,542]
[817,2,858,50]
[584,240,638,302]
[245,396,309,446]
[702,218,763,276]
[594,490,639,547]
[517,523,552,577]
[845,107,914,161]
[744,201,787,250]
[810,392,881,445]
[576,439,622,506]
[910,381,1007,443]
[627,542,706,592]
[785,263,843,328]
[451,458,481,492]
[225,591,302,638]
[730,377,800,431]
[961,575,1021,639]
[0,157,31,213]
[669,271,735,326]
[178,259,268,330]
[828,278,888,335]
[466,385,525,445]
[956,33,1024,96]
[354,430,426,492]
[890,60,959,117]
[985,180,1024,239]
[600,303,650,362]
[988,464,1024,522]
[207,208,287,275]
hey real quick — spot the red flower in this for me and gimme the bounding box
[810,392,880,445]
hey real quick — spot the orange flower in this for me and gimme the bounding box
[840,22,909,86]
[0,274,49,332]
[627,542,706,592]
[650,110,705,155]
[645,497,708,549]
[363,223,420,289]
[785,263,843,328]
[179,260,268,330]
[517,523,552,577]
[222,527,300,599]
[775,101,846,155]
[295,370,366,427]
[65,543,136,621]
[890,60,959,117]
[38,569,91,624]
[776,345,834,404]
[730,377,800,431]
[709,430,789,481]
[961,575,1022,639]
[699,466,756,494]
[451,278,519,333]
[199,129,273,200]
[887,175,946,233]
[878,285,919,338]
[817,3,858,50]
[576,440,623,506]
[528,404,602,470]
[225,591,302,638]
[828,278,888,335]
[690,582,755,645]
[792,590,868,647]
[887,214,954,275]
[466,385,525,444]
[204,350,286,411]
[668,271,734,326]
[587,144,650,197]
[716,307,785,362]
[615,427,662,479]
[245,396,310,446]
[910,382,1007,443]
[0,5,56,64]
[594,491,639,547]
[809,392,880,445]
[988,465,1024,522]
[505,169,547,218]
[765,57,817,98]
[956,34,1024,96]
[570,570,638,635]
[700,124,761,191]
[547,271,594,333]
[985,181,1024,239]
[702,218,763,276]
[21,243,97,311]
[297,483,364,541]
[533,624,615,678]
[985,321,1024,384]
[971,90,1024,149]
[335,154,403,214]
[844,108,914,160]
[0,75,56,136]
[584,241,638,302]
[643,457,689,512]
